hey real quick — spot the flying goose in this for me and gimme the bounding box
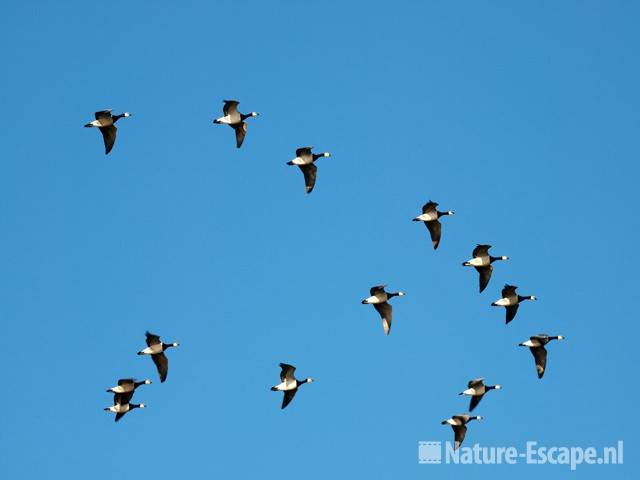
[412,200,454,250]
[462,245,508,293]
[286,147,331,194]
[106,378,152,395]
[104,393,146,422]
[491,284,537,324]
[361,285,406,335]
[519,334,565,379]
[213,100,259,148]
[441,414,483,450]
[459,378,502,412]
[270,363,313,409]
[84,109,132,155]
[137,331,179,383]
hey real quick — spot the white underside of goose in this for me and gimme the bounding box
[461,388,477,396]
[493,298,514,306]
[289,156,311,165]
[139,345,162,355]
[363,295,383,304]
[273,380,297,391]
[444,418,459,425]
[215,115,235,125]
[520,339,541,347]
[415,212,438,222]
[87,120,102,127]
[465,257,489,267]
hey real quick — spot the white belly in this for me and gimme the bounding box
[494,298,513,306]
[364,295,383,304]
[461,388,476,396]
[416,212,437,222]
[290,156,311,165]
[215,115,233,124]
[467,257,488,267]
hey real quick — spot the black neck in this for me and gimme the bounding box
[518,295,532,302]
[240,112,252,121]
[112,113,125,122]
[489,256,503,263]
[162,343,174,350]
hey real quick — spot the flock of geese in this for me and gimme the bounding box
[90,101,566,450]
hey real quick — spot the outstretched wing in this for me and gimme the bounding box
[425,220,442,250]
[114,391,133,405]
[99,125,117,155]
[370,285,385,296]
[114,412,126,422]
[95,110,112,121]
[152,352,169,383]
[452,424,467,450]
[279,363,296,382]
[233,122,247,148]
[295,146,313,157]
[223,100,239,116]
[281,388,297,409]
[469,394,483,412]
[505,304,519,324]
[373,302,393,335]
[502,285,517,298]
[421,201,438,214]
[467,378,484,388]
[472,244,490,257]
[145,331,161,347]
[530,346,548,379]
[476,265,493,293]
[299,164,317,194]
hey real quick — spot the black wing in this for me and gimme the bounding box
[469,394,484,412]
[299,164,317,194]
[505,304,519,324]
[369,285,385,296]
[145,331,161,347]
[425,220,442,250]
[452,424,467,450]
[95,110,112,121]
[114,391,133,405]
[117,378,135,386]
[114,412,126,422]
[467,378,484,388]
[530,346,548,379]
[282,388,297,409]
[476,265,493,293]
[223,100,239,116]
[151,352,169,383]
[99,125,117,155]
[421,201,438,214]
[295,146,313,157]
[279,363,296,382]
[233,122,247,148]
[502,285,518,298]
[373,302,393,335]
[472,244,491,257]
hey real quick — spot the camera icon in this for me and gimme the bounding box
[418,441,442,464]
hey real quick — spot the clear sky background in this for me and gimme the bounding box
[1,1,638,478]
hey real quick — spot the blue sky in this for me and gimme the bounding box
[1,1,638,478]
